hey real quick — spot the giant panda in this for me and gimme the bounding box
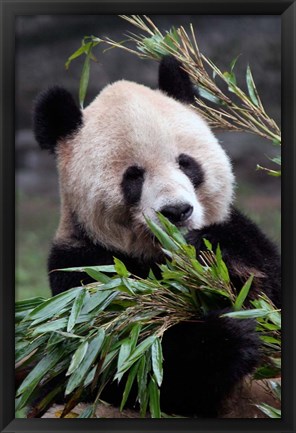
[33,56,281,417]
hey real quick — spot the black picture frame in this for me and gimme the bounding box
[1,0,295,432]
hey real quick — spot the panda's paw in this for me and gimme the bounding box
[203,310,261,380]
[160,311,261,417]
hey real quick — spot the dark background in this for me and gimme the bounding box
[15,15,281,300]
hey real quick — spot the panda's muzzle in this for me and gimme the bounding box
[160,204,193,225]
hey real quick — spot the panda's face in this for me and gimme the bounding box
[57,80,234,258]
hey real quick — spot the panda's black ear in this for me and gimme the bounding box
[158,55,196,104]
[33,86,83,153]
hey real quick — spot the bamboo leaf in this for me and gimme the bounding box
[148,377,161,418]
[246,64,259,107]
[66,340,89,376]
[253,365,281,380]
[83,366,96,387]
[215,244,230,283]
[15,335,48,364]
[203,238,213,251]
[151,338,163,387]
[117,336,156,375]
[130,323,141,351]
[114,258,130,277]
[255,402,281,418]
[84,268,111,283]
[81,288,119,314]
[234,275,254,311]
[221,308,272,319]
[117,339,132,382]
[78,406,95,418]
[16,345,66,409]
[156,212,187,245]
[223,71,237,92]
[79,43,93,109]
[15,297,45,313]
[31,318,68,336]
[269,380,281,400]
[197,86,224,105]
[120,361,139,410]
[65,329,105,395]
[26,287,82,321]
[230,54,241,72]
[65,41,92,70]
[137,356,150,417]
[67,289,86,332]
[145,217,178,251]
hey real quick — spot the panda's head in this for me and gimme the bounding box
[34,57,234,259]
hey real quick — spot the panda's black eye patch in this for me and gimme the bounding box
[121,165,145,205]
[177,153,204,188]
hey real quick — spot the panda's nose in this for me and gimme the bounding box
[160,204,193,224]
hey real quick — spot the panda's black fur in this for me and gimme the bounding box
[33,56,281,417]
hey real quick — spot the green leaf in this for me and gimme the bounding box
[269,380,281,400]
[65,329,105,395]
[31,318,68,336]
[16,345,66,409]
[269,155,281,166]
[197,86,224,105]
[15,335,48,364]
[79,44,92,109]
[65,41,92,70]
[46,332,65,349]
[100,348,119,373]
[66,340,89,376]
[260,335,281,346]
[145,217,178,252]
[223,71,237,91]
[117,336,156,375]
[114,258,130,277]
[26,287,82,321]
[67,288,86,332]
[81,287,119,314]
[151,338,163,387]
[163,27,179,52]
[120,361,139,411]
[234,275,254,311]
[148,377,161,418]
[15,297,46,312]
[203,238,213,251]
[221,308,272,319]
[156,212,187,245]
[78,406,95,418]
[83,366,96,387]
[255,402,281,418]
[215,244,230,283]
[246,64,259,107]
[84,267,111,284]
[116,339,132,383]
[130,323,142,351]
[253,364,281,380]
[230,54,241,72]
[137,354,150,417]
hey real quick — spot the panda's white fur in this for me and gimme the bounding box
[56,80,234,259]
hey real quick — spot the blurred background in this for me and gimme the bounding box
[15,15,281,300]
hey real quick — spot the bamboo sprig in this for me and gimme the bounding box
[65,15,281,175]
[15,215,281,418]
[117,16,281,144]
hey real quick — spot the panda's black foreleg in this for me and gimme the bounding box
[160,311,260,417]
